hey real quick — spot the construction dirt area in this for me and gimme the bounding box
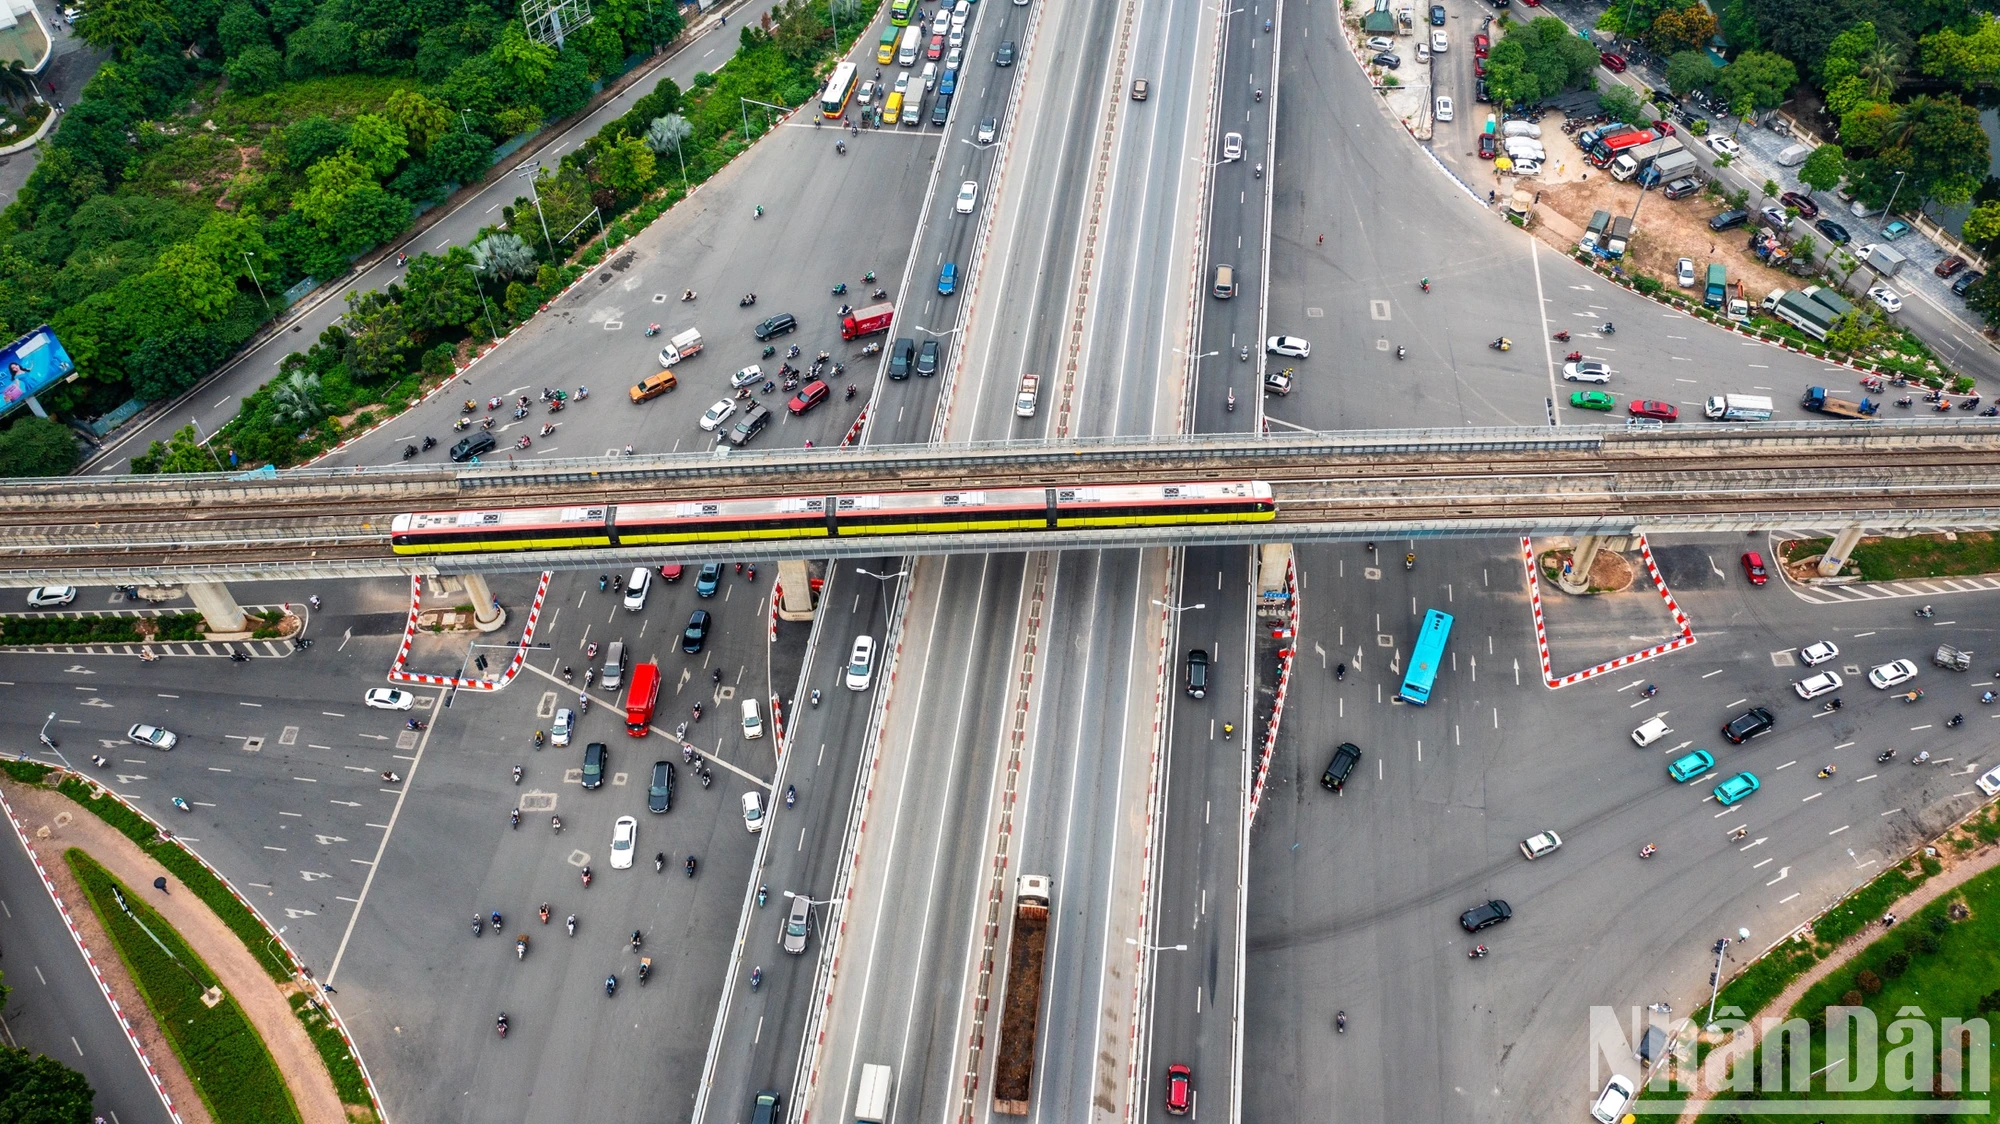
[1500,114,1804,302]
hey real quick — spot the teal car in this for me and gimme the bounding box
[1570,390,1616,411]
[1712,771,1761,806]
[1667,749,1716,783]
[938,261,957,295]
[1883,220,1911,240]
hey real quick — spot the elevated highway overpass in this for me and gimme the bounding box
[8,421,2000,582]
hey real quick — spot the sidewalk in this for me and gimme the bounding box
[1669,832,2000,1123]
[5,781,351,1124]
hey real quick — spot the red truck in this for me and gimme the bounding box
[624,662,659,736]
[840,301,895,340]
[1587,129,1654,167]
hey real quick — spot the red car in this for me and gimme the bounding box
[1164,1064,1192,1115]
[1599,51,1627,71]
[1742,551,1768,585]
[787,379,831,415]
[1936,255,1966,278]
[1627,400,1678,421]
[1473,55,1487,77]
[1779,191,1819,219]
[1474,33,1490,57]
[659,563,684,581]
[927,33,944,60]
[1478,133,1497,158]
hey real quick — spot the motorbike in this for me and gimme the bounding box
[1253,88,1263,102]
[552,814,563,833]
[757,884,768,908]
[1395,345,1405,360]
[1552,330,1570,342]
[496,1013,509,1038]
[1489,338,1511,351]
[1468,945,1488,959]
[230,649,249,663]
[685,855,698,878]
[763,345,777,359]
[90,754,109,767]
[846,384,858,400]
[1860,376,1886,392]
[749,967,762,992]
[566,914,577,936]
[488,396,503,410]
[381,770,401,783]
[811,688,822,708]
[786,784,796,809]
[836,140,846,155]
[1914,751,1931,765]
[462,400,478,414]
[402,444,418,459]
[422,436,437,450]
[472,914,484,937]
[1227,388,1236,412]
[1916,606,1934,618]
[291,637,313,651]
[1253,162,1263,179]
[581,865,592,887]
[516,935,528,960]
[788,344,802,359]
[871,288,888,300]
[512,764,523,784]
[1564,350,1582,362]
[1639,844,1657,858]
[1817,765,1837,779]
[1985,407,2000,417]
[700,769,713,789]
[740,294,757,307]
[1904,689,1925,703]
[1600,322,1615,335]
[1404,553,1415,570]
[1336,663,1346,681]
[691,702,703,721]
[1965,397,1985,411]
[510,808,521,829]
[171,796,191,813]
[1936,400,1956,413]
[631,929,643,952]
[605,974,618,998]
[540,422,556,436]
[644,323,660,337]
[406,718,425,730]
[1949,713,1965,728]
[681,289,696,302]
[513,406,530,420]
[454,417,470,431]
[1239,345,1250,361]
[832,282,848,296]
[1335,1011,1347,1033]
[1896,396,1914,408]
[638,957,652,984]
[481,416,495,430]
[540,904,550,924]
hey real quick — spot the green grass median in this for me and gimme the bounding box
[1781,532,2000,583]
[65,849,302,1124]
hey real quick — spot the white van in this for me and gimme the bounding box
[897,24,921,67]
[742,698,764,740]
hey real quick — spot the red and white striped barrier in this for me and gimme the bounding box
[1246,552,1301,826]
[1521,534,1696,689]
[0,787,186,1123]
[388,571,553,689]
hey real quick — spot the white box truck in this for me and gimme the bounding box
[1704,394,1774,421]
[656,327,703,367]
[855,1063,893,1123]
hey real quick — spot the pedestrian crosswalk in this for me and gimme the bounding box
[0,639,294,659]
[1789,573,2000,606]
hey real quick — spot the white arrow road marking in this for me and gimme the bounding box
[1766,866,1790,886]
[300,870,331,881]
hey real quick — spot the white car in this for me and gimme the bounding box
[955,180,978,214]
[846,634,877,691]
[1868,285,1903,313]
[364,688,414,710]
[893,70,911,96]
[1794,670,1843,699]
[25,586,76,607]
[1430,28,1447,52]
[1434,94,1453,122]
[1267,335,1311,358]
[1977,763,2000,797]
[945,46,963,69]
[127,724,177,751]
[1366,35,1395,50]
[1709,135,1740,157]
[742,790,766,833]
[551,707,575,747]
[741,698,763,740]
[1562,360,1611,383]
[1799,640,1839,666]
[948,26,965,49]
[1677,257,1697,288]
[609,815,638,869]
[622,567,650,611]
[1222,132,1243,161]
[1868,659,1919,689]
[1590,1075,1636,1123]
[731,364,764,389]
[1631,716,1671,747]
[977,117,998,144]
[1508,159,1542,176]
[1415,42,1430,63]
[1518,830,1563,860]
[856,80,877,106]
[699,399,737,432]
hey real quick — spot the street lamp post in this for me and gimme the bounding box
[1125,938,1188,954]
[264,925,288,970]
[516,161,556,257]
[38,711,55,750]
[466,265,500,341]
[188,416,225,469]
[854,566,909,617]
[242,251,271,314]
[1882,169,1909,222]
[1153,599,1206,615]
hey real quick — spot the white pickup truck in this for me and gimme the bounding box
[1015,373,1039,417]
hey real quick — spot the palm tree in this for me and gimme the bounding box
[1857,45,1903,100]
[0,61,35,109]
[470,233,536,280]
[645,114,692,189]
[271,371,325,426]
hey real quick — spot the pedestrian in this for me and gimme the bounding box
[1317,233,1324,244]
[1533,191,1541,204]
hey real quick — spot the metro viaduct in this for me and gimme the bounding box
[4,421,1997,629]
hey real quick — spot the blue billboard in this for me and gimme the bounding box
[0,325,73,410]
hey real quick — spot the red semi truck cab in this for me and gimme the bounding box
[1587,130,1653,167]
[840,301,895,340]
[625,662,660,736]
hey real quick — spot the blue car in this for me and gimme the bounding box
[1667,749,1716,784]
[938,261,957,296]
[1713,771,1761,806]
[939,67,958,97]
[696,562,722,597]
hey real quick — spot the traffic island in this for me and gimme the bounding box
[1539,540,1638,595]
[1780,530,2000,583]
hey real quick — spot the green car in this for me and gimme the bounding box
[1712,771,1761,806]
[1570,390,1616,411]
[1668,750,1716,783]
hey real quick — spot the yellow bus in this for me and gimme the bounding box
[819,61,859,119]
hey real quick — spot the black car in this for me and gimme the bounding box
[1955,270,1984,296]
[1185,649,1210,698]
[1321,742,1362,792]
[753,313,798,340]
[1813,217,1851,245]
[889,337,916,380]
[724,403,772,447]
[994,40,1016,66]
[1372,51,1400,69]
[1475,77,1490,103]
[1429,3,1445,23]
[751,1092,782,1124]
[648,760,676,813]
[682,609,711,653]
[1708,209,1749,231]
[930,92,952,126]
[1459,899,1512,931]
[916,339,941,377]
[582,742,607,789]
[1721,706,1775,744]
[449,431,497,462]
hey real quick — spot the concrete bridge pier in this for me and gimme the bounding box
[1557,535,1604,595]
[1818,524,1864,578]
[459,574,508,633]
[777,560,815,621]
[187,581,247,634]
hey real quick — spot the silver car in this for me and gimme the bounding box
[551,707,575,747]
[782,894,812,953]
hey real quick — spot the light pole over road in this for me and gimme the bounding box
[1153,599,1206,615]
[515,160,556,257]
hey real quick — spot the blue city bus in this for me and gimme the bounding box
[1399,609,1454,705]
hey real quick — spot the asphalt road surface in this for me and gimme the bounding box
[0,816,177,1124]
